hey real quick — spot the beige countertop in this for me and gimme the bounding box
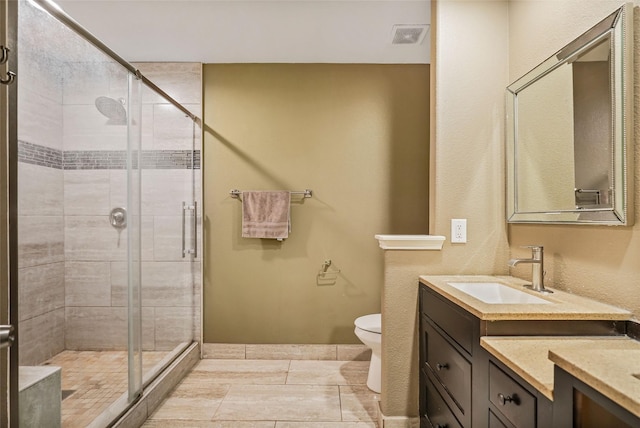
[480,336,639,402]
[419,275,632,321]
[550,344,640,418]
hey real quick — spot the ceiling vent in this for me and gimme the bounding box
[391,24,429,45]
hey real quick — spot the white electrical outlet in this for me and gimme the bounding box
[451,219,467,243]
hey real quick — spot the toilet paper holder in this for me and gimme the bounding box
[317,260,341,286]
[319,259,340,275]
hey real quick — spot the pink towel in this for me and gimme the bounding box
[242,191,291,239]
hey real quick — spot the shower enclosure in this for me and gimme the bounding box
[1,0,201,425]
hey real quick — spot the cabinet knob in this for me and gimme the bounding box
[498,393,516,406]
[436,362,449,371]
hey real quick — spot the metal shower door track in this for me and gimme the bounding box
[31,0,200,124]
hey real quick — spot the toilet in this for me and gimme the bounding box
[354,313,382,393]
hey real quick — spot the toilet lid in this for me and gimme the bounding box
[354,313,381,334]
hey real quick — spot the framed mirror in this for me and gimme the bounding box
[506,4,633,225]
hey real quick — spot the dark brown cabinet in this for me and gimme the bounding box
[553,366,639,428]
[419,279,638,428]
[419,284,486,428]
[419,282,596,428]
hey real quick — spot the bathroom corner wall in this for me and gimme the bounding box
[428,1,510,273]
[378,0,511,420]
[508,0,640,320]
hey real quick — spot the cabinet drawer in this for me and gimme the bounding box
[489,362,536,428]
[424,321,471,417]
[424,374,463,428]
[421,285,474,354]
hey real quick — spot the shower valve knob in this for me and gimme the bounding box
[110,207,127,229]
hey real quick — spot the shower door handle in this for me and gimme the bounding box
[0,325,14,350]
[0,46,16,85]
[182,202,186,257]
[193,201,198,258]
[182,202,197,258]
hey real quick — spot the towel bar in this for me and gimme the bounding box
[229,189,313,199]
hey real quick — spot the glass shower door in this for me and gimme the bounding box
[138,78,198,382]
[4,1,199,425]
[13,0,144,424]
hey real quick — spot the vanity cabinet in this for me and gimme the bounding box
[419,284,486,428]
[419,284,549,428]
[419,276,633,428]
[553,366,639,428]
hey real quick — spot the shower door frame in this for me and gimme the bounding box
[1,0,19,424]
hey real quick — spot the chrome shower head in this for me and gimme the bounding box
[95,96,127,124]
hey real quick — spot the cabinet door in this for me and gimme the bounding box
[424,321,471,418]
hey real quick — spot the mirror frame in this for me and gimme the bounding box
[506,4,634,225]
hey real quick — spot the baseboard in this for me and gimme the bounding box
[377,401,420,428]
[202,343,371,361]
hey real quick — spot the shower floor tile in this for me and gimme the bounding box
[44,350,169,428]
[145,359,379,426]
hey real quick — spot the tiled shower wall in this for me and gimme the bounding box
[17,40,202,363]
[17,43,66,366]
[63,62,202,353]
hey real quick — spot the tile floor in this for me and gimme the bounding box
[43,350,168,428]
[142,359,379,427]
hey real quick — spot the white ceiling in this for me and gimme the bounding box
[55,0,431,64]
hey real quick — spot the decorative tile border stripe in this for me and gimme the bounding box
[18,140,64,169]
[64,150,128,170]
[141,150,201,170]
[18,141,200,170]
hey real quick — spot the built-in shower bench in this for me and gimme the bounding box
[19,365,62,427]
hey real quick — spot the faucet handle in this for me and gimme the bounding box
[519,245,543,261]
[522,245,543,255]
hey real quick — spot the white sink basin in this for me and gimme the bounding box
[447,282,551,304]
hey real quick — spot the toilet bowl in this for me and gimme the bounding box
[354,313,382,393]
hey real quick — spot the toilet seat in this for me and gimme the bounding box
[354,313,381,334]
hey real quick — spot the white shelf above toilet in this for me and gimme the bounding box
[374,234,446,250]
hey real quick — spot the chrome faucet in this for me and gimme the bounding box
[507,246,552,294]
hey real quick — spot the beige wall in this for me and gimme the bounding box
[429,0,511,276]
[202,64,430,344]
[379,0,510,420]
[508,0,640,319]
